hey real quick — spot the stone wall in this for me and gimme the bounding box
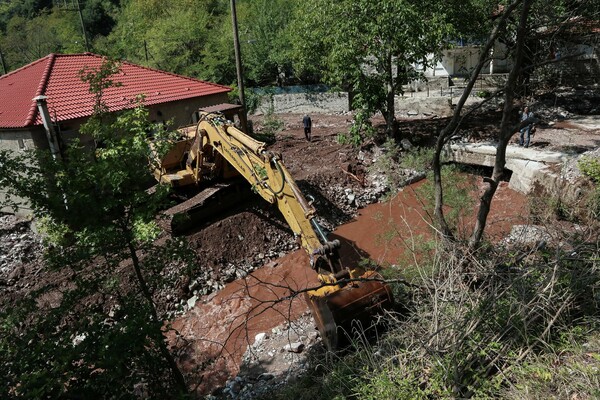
[252,89,487,118]
[253,92,349,114]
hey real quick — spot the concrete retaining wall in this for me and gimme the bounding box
[254,92,349,114]
[254,91,485,118]
[445,142,584,203]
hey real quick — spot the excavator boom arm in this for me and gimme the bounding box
[169,111,393,350]
[197,113,338,270]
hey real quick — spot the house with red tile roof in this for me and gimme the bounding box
[0,53,232,150]
[0,53,233,214]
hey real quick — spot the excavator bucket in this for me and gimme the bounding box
[305,271,394,350]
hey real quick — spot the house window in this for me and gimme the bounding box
[18,138,26,150]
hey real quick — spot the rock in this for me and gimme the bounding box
[254,332,267,346]
[400,138,414,150]
[187,295,198,309]
[283,342,304,353]
[72,332,87,346]
[407,110,419,116]
[347,193,356,205]
[258,373,274,381]
[504,225,552,245]
[236,269,248,279]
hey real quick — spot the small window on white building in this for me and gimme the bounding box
[18,138,26,150]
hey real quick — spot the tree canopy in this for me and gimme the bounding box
[289,0,453,134]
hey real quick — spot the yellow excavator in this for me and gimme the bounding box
[152,107,393,350]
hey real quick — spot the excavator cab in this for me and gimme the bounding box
[154,109,394,350]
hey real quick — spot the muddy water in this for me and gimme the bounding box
[168,250,320,393]
[169,178,528,394]
[334,179,529,266]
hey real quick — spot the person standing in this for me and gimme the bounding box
[519,106,535,148]
[303,114,312,142]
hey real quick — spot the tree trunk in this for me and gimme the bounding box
[469,0,533,249]
[127,239,188,394]
[432,0,523,241]
[385,54,396,135]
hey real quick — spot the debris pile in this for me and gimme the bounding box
[0,214,43,288]
[211,313,321,400]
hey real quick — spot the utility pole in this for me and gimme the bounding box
[144,40,149,64]
[230,0,248,133]
[76,0,90,52]
[230,0,245,107]
[0,47,7,75]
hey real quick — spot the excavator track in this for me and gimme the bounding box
[159,181,252,235]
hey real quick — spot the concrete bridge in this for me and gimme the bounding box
[445,142,580,199]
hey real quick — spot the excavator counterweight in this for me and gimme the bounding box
[152,109,393,349]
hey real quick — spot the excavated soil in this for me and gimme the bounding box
[1,99,599,398]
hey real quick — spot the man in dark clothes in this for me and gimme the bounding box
[303,114,312,141]
[519,106,535,148]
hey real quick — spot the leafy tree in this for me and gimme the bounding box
[0,9,85,70]
[105,0,222,77]
[237,0,296,86]
[431,0,598,248]
[0,59,190,397]
[289,0,452,134]
[81,0,118,38]
[198,10,237,84]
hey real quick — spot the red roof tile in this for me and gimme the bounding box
[0,53,232,129]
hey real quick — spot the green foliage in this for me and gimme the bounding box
[271,231,600,399]
[577,156,600,219]
[1,286,180,398]
[0,58,191,397]
[254,100,283,143]
[337,110,376,146]
[238,0,297,86]
[0,9,85,69]
[290,0,453,136]
[579,156,600,183]
[81,0,118,38]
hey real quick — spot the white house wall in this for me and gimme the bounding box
[0,128,47,216]
[149,93,231,129]
[421,41,511,77]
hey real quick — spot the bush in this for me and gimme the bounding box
[337,110,375,146]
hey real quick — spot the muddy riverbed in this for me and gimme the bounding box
[1,100,598,398]
[171,178,530,397]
